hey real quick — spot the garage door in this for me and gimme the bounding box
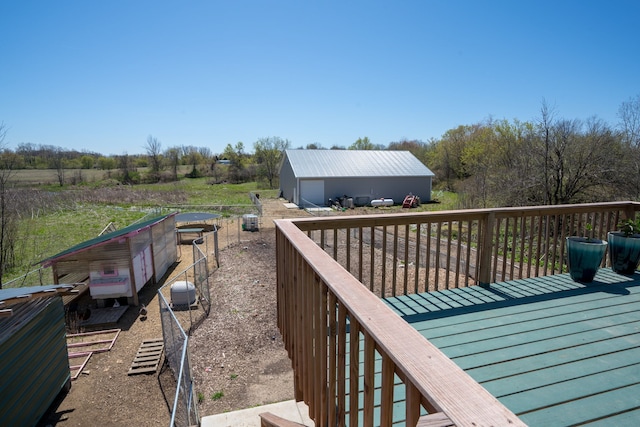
[300,180,325,206]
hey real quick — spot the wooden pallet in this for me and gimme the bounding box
[128,338,164,375]
[67,329,121,380]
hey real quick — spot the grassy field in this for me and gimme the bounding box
[137,179,279,205]
[10,168,114,186]
[4,174,274,286]
[3,171,456,286]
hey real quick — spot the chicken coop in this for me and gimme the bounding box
[40,214,178,306]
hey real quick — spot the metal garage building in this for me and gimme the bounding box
[278,150,435,207]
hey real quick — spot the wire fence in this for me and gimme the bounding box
[158,292,197,427]
[3,267,54,289]
[158,229,216,427]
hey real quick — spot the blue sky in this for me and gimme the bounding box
[1,1,639,156]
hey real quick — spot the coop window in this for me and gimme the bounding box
[101,265,118,277]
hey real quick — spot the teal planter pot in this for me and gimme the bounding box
[566,237,608,283]
[607,232,640,275]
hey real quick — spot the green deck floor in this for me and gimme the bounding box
[346,269,640,426]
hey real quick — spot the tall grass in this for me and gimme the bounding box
[5,174,453,284]
[5,178,264,283]
[139,179,277,205]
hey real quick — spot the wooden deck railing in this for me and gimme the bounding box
[275,201,640,427]
[293,201,640,292]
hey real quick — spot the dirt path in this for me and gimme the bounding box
[188,198,312,416]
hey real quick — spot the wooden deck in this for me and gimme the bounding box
[371,268,640,426]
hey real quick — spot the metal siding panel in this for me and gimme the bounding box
[0,297,69,427]
[130,230,152,254]
[278,155,296,201]
[152,216,177,280]
[300,180,325,206]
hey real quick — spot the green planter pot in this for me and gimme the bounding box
[607,232,640,275]
[566,237,608,283]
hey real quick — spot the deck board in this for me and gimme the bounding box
[344,269,640,426]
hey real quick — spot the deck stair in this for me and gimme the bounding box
[259,412,307,427]
[201,400,314,426]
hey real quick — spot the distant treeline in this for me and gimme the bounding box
[3,95,640,207]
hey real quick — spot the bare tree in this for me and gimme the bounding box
[540,117,621,204]
[538,100,556,205]
[182,146,202,178]
[164,147,180,181]
[198,147,212,166]
[615,94,640,198]
[618,94,640,148]
[0,123,16,287]
[254,137,290,188]
[223,142,246,183]
[117,153,136,184]
[51,146,65,186]
[145,135,163,182]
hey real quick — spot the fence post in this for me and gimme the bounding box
[478,211,495,288]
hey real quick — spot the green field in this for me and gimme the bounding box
[10,168,113,186]
[3,170,456,287]
[3,174,274,286]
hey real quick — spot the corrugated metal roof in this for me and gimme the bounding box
[0,296,70,426]
[0,285,72,304]
[39,213,176,267]
[283,150,434,178]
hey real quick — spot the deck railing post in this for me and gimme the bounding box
[478,211,495,288]
[624,205,636,223]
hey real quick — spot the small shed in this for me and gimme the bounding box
[0,285,72,426]
[40,214,178,306]
[278,150,435,207]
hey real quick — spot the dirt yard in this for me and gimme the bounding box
[40,199,311,427]
[41,198,445,427]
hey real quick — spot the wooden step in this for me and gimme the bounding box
[128,338,164,375]
[259,412,307,427]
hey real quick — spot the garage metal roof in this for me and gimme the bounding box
[283,150,434,178]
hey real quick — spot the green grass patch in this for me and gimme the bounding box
[4,179,269,284]
[139,179,277,206]
[4,177,451,286]
[5,206,152,284]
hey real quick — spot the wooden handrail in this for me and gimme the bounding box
[290,201,640,291]
[276,219,526,426]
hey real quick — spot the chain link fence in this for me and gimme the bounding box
[158,292,198,427]
[159,228,217,427]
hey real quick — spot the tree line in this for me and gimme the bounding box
[416,96,640,208]
[2,94,640,286]
[2,95,640,205]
